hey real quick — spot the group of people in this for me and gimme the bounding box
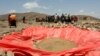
[36,14,78,24]
[8,13,78,28]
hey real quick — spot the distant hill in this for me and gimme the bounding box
[0,12,48,21]
[0,12,100,22]
[73,15,100,22]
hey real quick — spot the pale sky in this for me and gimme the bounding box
[0,0,100,18]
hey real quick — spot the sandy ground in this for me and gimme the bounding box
[0,20,55,37]
[0,20,100,37]
[0,21,40,37]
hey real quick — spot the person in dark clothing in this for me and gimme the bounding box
[71,16,78,23]
[22,16,26,23]
[36,17,38,22]
[73,16,78,22]
[55,15,60,23]
[67,14,72,23]
[61,14,66,23]
[8,14,11,27]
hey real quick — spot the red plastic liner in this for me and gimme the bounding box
[0,25,100,56]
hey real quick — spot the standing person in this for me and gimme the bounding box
[22,16,26,23]
[8,14,11,27]
[54,13,58,23]
[55,15,60,23]
[73,16,78,22]
[67,14,72,23]
[8,13,17,28]
[61,14,66,23]
[71,16,78,23]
